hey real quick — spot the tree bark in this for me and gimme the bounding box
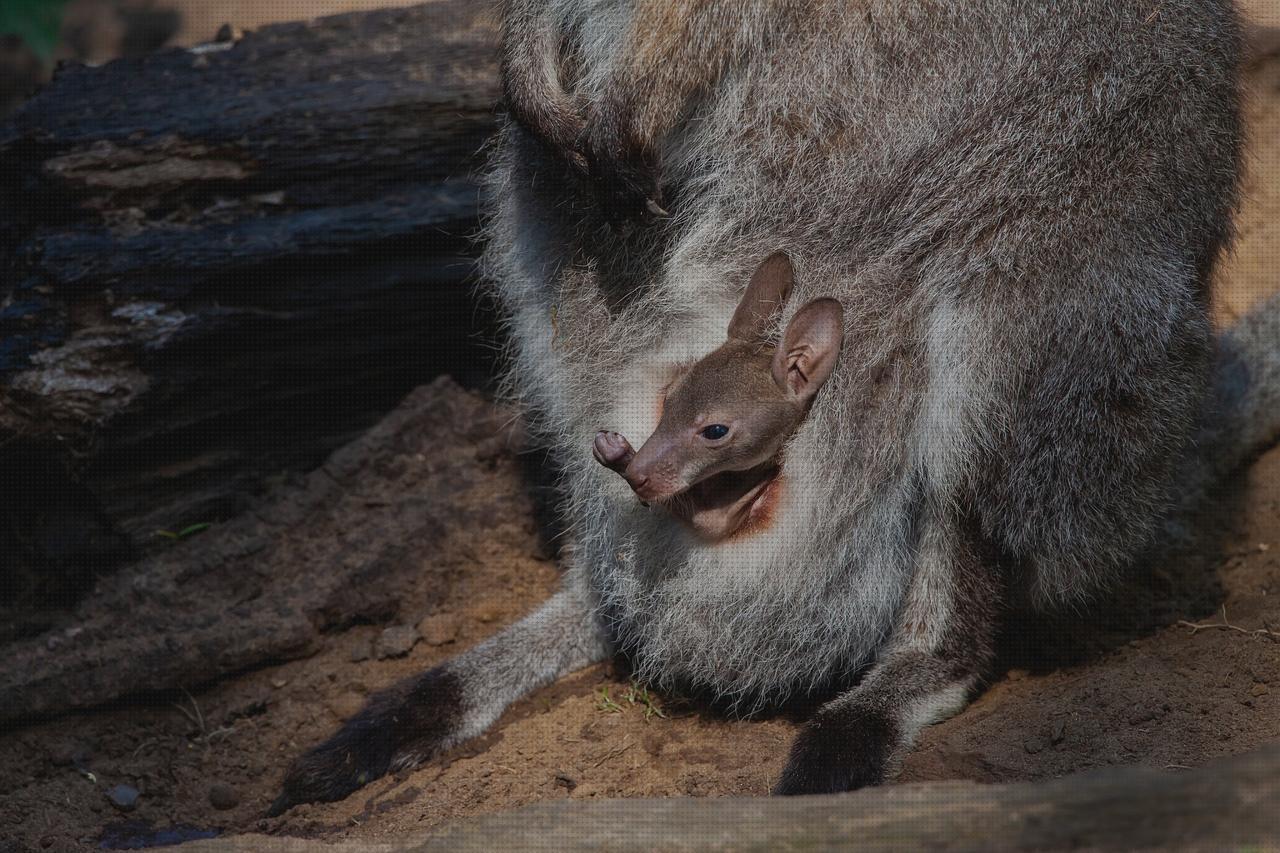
[0,0,502,615]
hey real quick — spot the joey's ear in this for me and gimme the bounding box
[728,251,795,341]
[772,298,844,402]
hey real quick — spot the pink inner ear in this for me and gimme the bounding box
[773,344,814,397]
[772,298,844,401]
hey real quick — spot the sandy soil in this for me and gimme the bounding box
[3,10,1280,853]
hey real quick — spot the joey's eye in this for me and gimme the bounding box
[700,424,730,441]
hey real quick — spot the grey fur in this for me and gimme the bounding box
[482,0,1248,778]
[485,0,1243,700]
[276,0,1271,806]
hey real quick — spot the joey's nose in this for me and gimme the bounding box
[627,473,660,502]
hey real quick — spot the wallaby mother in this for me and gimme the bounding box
[274,0,1249,808]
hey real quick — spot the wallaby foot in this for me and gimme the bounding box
[775,508,1000,795]
[774,704,900,794]
[269,587,609,815]
[774,652,978,795]
[270,667,462,815]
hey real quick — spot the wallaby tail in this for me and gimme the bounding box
[1194,291,1280,493]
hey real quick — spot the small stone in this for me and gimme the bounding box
[223,695,269,723]
[375,625,420,659]
[1250,683,1269,697]
[1051,719,1067,745]
[418,613,461,647]
[107,784,139,812]
[1127,705,1163,726]
[553,771,577,791]
[1022,737,1047,755]
[326,692,365,721]
[474,606,500,624]
[40,835,55,849]
[49,741,91,767]
[208,783,240,810]
[349,640,372,663]
[271,678,288,689]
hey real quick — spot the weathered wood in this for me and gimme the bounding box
[172,744,1280,852]
[0,1,503,612]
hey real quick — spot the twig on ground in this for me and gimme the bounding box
[201,725,236,743]
[132,738,159,758]
[1176,606,1280,641]
[592,736,633,768]
[172,688,212,738]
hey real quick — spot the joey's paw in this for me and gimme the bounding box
[593,430,636,471]
[589,156,667,229]
[267,667,463,816]
[773,709,898,796]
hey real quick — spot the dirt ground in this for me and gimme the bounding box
[4,10,1280,853]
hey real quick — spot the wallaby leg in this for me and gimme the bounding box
[775,505,1001,795]
[499,0,588,175]
[271,578,610,814]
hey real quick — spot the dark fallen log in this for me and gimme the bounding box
[0,0,503,619]
[173,744,1280,852]
[0,377,539,725]
[422,743,1280,851]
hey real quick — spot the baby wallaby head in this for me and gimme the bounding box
[594,251,843,537]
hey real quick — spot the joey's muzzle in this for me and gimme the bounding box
[593,430,687,503]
